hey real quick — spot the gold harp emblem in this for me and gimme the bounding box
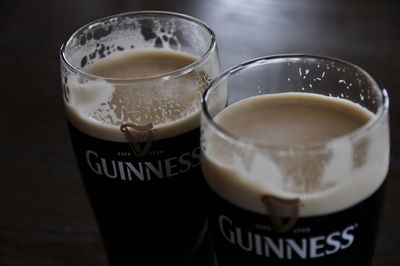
[262,196,300,233]
[120,123,153,157]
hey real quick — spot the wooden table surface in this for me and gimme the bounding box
[1,0,399,265]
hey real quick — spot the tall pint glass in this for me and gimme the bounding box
[201,55,389,266]
[60,11,220,265]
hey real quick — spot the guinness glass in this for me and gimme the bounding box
[60,11,220,265]
[201,55,389,266]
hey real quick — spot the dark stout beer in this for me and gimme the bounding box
[201,92,389,266]
[65,50,216,265]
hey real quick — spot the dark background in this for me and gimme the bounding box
[1,0,399,265]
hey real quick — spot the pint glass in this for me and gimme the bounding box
[60,11,220,265]
[201,55,389,266]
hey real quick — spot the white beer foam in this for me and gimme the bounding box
[65,84,202,142]
[67,76,115,120]
[65,49,218,142]
[202,93,389,216]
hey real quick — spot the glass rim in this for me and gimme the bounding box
[201,54,389,150]
[60,10,217,83]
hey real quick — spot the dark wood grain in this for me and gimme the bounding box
[1,0,399,265]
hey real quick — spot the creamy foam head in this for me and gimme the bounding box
[65,49,215,141]
[201,93,390,216]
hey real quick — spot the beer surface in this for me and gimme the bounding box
[86,50,196,79]
[202,93,389,216]
[65,50,203,141]
[216,93,371,145]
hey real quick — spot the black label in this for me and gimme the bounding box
[207,183,385,266]
[68,122,208,265]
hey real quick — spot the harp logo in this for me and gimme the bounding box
[120,123,153,157]
[262,196,300,233]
